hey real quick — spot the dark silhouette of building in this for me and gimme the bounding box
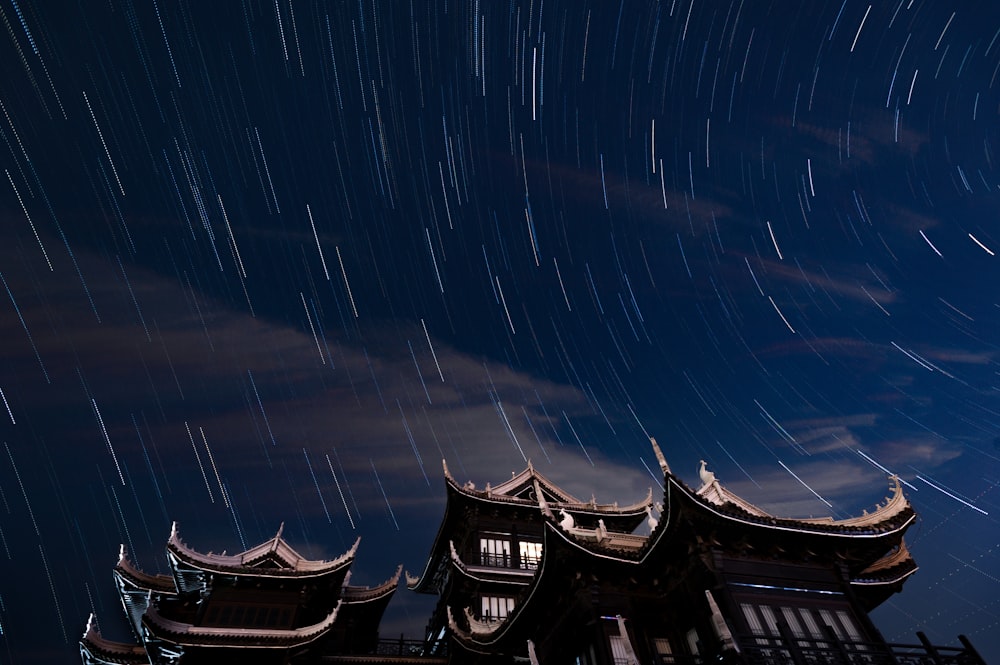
[407,438,986,665]
[81,438,986,664]
[80,523,401,664]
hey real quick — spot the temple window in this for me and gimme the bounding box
[479,535,511,567]
[518,540,542,569]
[651,637,673,663]
[609,635,631,665]
[741,602,864,645]
[479,595,515,622]
[685,628,701,655]
[575,644,598,665]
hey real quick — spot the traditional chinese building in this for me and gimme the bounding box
[407,438,987,665]
[80,523,401,664]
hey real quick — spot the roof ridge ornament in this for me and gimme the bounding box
[84,612,96,639]
[645,504,658,531]
[650,437,671,474]
[404,569,420,587]
[698,460,717,489]
[534,478,554,519]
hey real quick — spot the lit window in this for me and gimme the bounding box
[519,540,542,569]
[798,608,824,640]
[780,607,804,638]
[836,611,863,642]
[609,635,631,665]
[480,595,515,622]
[652,637,672,663]
[480,537,511,567]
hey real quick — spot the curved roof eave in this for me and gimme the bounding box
[447,493,681,649]
[143,600,341,648]
[445,543,534,587]
[670,475,916,539]
[80,614,148,663]
[407,464,459,592]
[115,545,177,593]
[166,522,358,578]
[342,564,404,604]
[850,565,919,586]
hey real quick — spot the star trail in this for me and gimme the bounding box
[1,1,1000,661]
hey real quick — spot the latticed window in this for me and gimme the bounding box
[480,595,515,622]
[479,536,511,567]
[609,635,632,665]
[519,540,542,569]
[651,638,673,664]
[741,601,868,662]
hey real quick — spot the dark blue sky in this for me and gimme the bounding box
[1,1,999,662]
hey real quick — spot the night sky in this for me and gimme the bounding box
[1,1,999,662]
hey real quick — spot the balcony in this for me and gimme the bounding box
[652,632,988,665]
[319,636,448,662]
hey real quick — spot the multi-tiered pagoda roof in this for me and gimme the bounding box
[423,438,918,658]
[80,524,400,664]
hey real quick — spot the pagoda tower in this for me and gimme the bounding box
[80,523,400,664]
[408,439,986,665]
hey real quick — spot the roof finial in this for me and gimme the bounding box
[442,458,452,481]
[698,460,716,488]
[276,521,285,540]
[650,437,671,474]
[84,612,96,639]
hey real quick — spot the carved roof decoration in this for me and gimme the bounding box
[142,601,341,647]
[443,458,654,517]
[686,462,915,537]
[695,460,771,517]
[340,564,404,604]
[852,541,918,585]
[114,545,176,594]
[79,615,148,665]
[167,521,359,578]
[409,458,653,594]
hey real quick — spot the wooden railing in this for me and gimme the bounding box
[694,631,988,665]
[320,636,448,661]
[372,636,448,657]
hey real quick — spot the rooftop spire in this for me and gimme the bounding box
[650,437,671,474]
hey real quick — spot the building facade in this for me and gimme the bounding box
[81,438,986,664]
[80,523,401,664]
[407,438,986,665]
